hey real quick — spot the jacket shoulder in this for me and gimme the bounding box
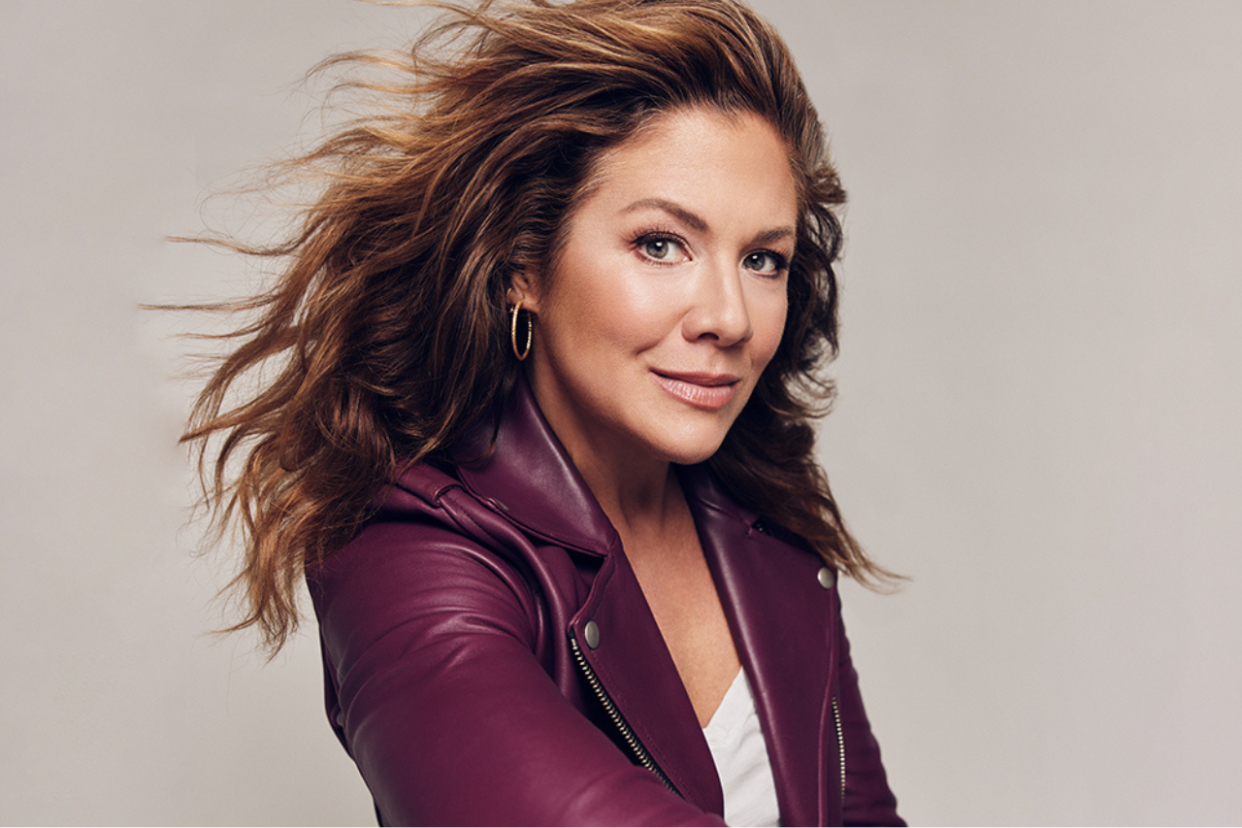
[308,461,546,660]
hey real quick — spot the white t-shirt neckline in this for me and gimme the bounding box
[702,668,782,826]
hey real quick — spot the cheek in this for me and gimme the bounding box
[540,266,664,364]
[563,268,682,351]
[751,290,789,367]
[615,278,685,340]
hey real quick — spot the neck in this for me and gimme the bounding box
[572,446,683,545]
[526,369,684,544]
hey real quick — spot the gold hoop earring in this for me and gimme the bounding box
[510,300,532,361]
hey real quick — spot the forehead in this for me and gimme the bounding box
[579,107,799,227]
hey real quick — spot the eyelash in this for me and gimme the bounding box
[743,250,789,277]
[629,228,789,277]
[631,229,687,266]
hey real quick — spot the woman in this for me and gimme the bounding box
[186,0,902,824]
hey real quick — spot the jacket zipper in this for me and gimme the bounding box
[568,629,680,796]
[832,695,845,812]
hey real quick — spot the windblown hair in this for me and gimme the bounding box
[185,0,895,653]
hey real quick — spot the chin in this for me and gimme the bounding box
[653,427,731,467]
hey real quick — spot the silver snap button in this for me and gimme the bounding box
[584,620,600,649]
[817,567,836,590]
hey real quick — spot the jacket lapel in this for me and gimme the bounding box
[569,550,727,814]
[682,465,840,827]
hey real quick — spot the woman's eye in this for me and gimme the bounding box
[743,251,786,275]
[638,236,685,262]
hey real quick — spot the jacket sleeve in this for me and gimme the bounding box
[308,520,726,827]
[836,610,904,827]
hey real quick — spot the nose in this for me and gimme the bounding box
[682,259,753,346]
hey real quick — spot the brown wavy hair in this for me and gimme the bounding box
[182,0,896,653]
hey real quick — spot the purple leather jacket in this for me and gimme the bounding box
[308,380,902,826]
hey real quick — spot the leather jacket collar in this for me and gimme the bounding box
[449,375,623,557]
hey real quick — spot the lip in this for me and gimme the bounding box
[651,370,740,411]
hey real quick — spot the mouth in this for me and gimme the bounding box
[651,370,741,411]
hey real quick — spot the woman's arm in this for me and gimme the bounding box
[310,520,724,827]
[836,617,904,827]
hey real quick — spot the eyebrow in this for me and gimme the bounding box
[621,198,795,247]
[753,226,796,246]
[622,198,708,232]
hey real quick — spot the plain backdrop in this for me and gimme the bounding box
[2,1,1240,824]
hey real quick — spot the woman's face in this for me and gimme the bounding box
[516,107,797,475]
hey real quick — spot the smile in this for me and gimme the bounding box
[651,371,740,411]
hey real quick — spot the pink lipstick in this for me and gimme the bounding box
[652,371,739,411]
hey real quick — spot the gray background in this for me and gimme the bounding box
[2,1,1240,824]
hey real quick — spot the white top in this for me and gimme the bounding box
[702,668,782,827]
